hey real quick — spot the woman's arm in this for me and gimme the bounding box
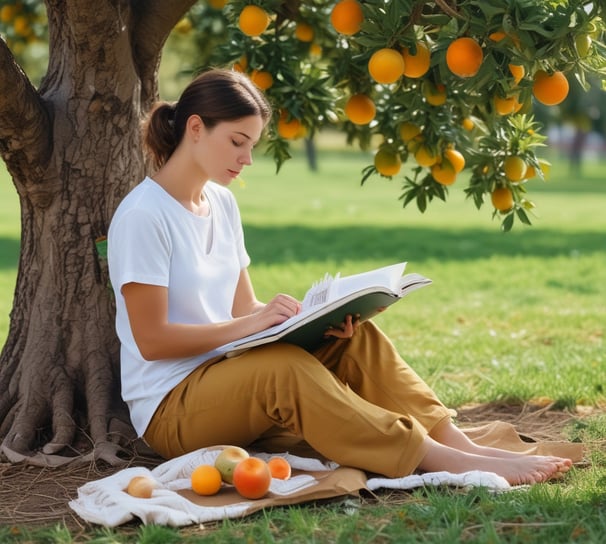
[122,269,301,361]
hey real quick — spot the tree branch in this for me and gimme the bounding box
[131,0,197,107]
[435,0,464,19]
[0,39,52,180]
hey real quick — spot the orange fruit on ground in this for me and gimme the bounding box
[402,42,431,78]
[422,81,447,106]
[250,69,273,90]
[267,457,292,480]
[374,147,402,176]
[414,144,439,167]
[532,70,569,106]
[330,0,363,36]
[239,5,270,37]
[344,94,376,125]
[431,162,457,185]
[509,64,525,85]
[368,48,405,84]
[233,457,272,499]
[491,187,514,211]
[443,148,465,173]
[399,121,422,142]
[191,464,223,496]
[126,475,156,498]
[277,112,302,139]
[446,37,483,77]
[295,22,314,42]
[503,156,527,181]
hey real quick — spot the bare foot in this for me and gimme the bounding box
[417,437,572,485]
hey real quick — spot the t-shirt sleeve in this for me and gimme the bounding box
[108,208,171,292]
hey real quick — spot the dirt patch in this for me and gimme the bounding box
[0,403,599,532]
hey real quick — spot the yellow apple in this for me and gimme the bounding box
[214,446,250,484]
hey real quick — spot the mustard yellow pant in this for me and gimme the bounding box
[144,321,454,478]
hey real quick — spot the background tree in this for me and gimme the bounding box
[0,0,605,466]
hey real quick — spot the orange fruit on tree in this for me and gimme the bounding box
[402,42,431,78]
[344,94,376,125]
[491,187,514,211]
[509,64,525,85]
[250,69,273,90]
[414,144,439,167]
[399,121,422,142]
[174,17,193,34]
[232,457,272,499]
[538,158,551,179]
[310,43,322,57]
[462,117,474,131]
[503,156,527,181]
[422,81,446,106]
[493,94,519,116]
[532,70,569,106]
[208,0,227,9]
[267,456,292,480]
[277,111,302,139]
[374,147,402,176]
[443,147,465,173]
[489,30,507,42]
[233,55,248,72]
[524,164,536,179]
[330,0,363,36]
[239,5,270,37]
[575,34,592,57]
[295,22,314,42]
[191,464,223,496]
[368,48,405,84]
[446,37,483,77]
[431,162,457,185]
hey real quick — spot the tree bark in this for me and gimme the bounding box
[0,0,195,466]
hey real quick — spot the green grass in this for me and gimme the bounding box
[0,141,605,542]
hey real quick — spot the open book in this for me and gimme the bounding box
[214,262,431,357]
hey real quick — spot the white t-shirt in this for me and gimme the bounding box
[107,177,250,436]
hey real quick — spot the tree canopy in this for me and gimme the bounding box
[3,1,606,230]
[185,0,606,230]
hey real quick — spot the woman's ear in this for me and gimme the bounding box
[186,114,204,141]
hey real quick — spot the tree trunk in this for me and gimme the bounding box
[0,0,195,466]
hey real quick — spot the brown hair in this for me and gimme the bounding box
[143,69,272,170]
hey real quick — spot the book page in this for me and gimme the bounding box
[332,262,407,300]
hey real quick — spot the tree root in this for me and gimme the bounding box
[1,439,129,467]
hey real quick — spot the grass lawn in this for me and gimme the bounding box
[0,139,605,542]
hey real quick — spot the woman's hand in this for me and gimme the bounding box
[257,293,301,327]
[324,314,360,339]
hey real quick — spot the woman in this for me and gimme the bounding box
[108,69,571,485]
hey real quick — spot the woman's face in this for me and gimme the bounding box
[193,114,265,185]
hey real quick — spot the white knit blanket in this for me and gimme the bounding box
[69,448,511,527]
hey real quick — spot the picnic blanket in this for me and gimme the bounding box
[69,421,584,527]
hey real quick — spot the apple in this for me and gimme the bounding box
[214,445,249,484]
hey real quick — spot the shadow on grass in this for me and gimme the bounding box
[0,237,19,269]
[244,224,606,264]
